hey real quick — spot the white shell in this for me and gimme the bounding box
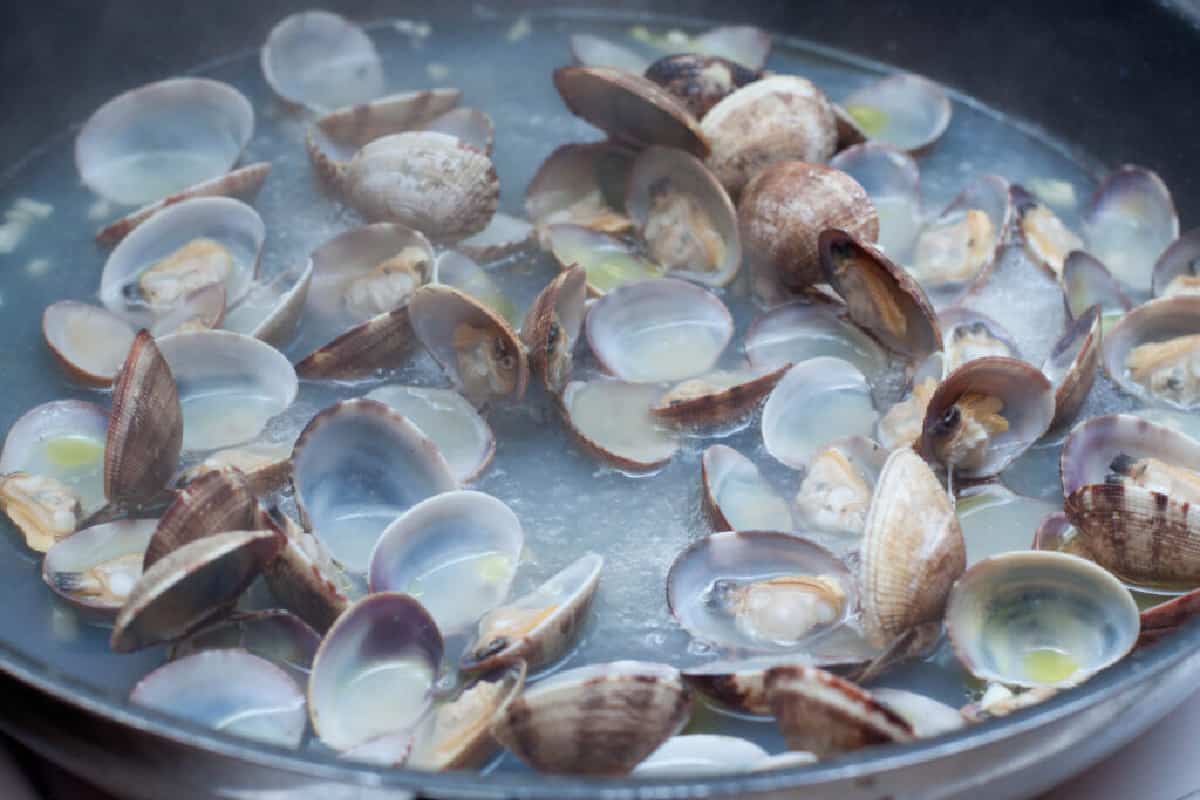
[561,379,680,470]
[261,11,384,111]
[0,400,108,515]
[365,385,495,483]
[839,73,951,152]
[762,358,878,469]
[829,143,922,262]
[633,735,769,777]
[42,301,136,386]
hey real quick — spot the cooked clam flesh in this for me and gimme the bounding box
[453,322,519,400]
[708,575,846,646]
[877,376,938,451]
[1125,334,1200,407]
[342,245,432,319]
[136,237,233,310]
[52,552,142,605]
[927,393,1009,471]
[794,446,874,534]
[1106,453,1200,504]
[643,187,724,274]
[912,209,994,286]
[0,473,80,552]
[1021,204,1082,277]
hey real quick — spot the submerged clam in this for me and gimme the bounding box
[938,307,1021,373]
[1081,165,1178,292]
[946,551,1139,687]
[524,142,635,233]
[1102,294,1200,410]
[43,518,156,612]
[829,143,922,262]
[1062,250,1133,322]
[668,531,855,651]
[910,175,1012,294]
[762,358,878,470]
[793,437,886,535]
[521,266,587,394]
[261,10,383,111]
[561,379,680,470]
[365,385,495,483]
[700,445,793,532]
[837,73,952,153]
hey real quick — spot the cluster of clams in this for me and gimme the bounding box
[4,9,1200,780]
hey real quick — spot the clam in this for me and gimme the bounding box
[1032,511,1077,554]
[1062,250,1133,321]
[553,66,709,156]
[643,54,761,118]
[910,174,1012,295]
[701,76,837,196]
[1042,305,1101,430]
[0,473,80,553]
[1059,413,1200,500]
[743,299,889,381]
[457,212,536,261]
[876,369,940,452]
[180,440,293,496]
[919,356,1055,479]
[1152,227,1200,298]
[490,660,691,775]
[365,385,495,483]
[624,146,740,286]
[762,358,878,470]
[1015,194,1083,279]
[765,665,915,757]
[368,491,524,636]
[740,162,878,291]
[652,363,788,426]
[0,400,108,516]
[148,283,227,337]
[667,531,855,651]
[946,551,1139,687]
[314,89,462,154]
[1081,165,1178,292]
[308,593,443,752]
[870,689,966,738]
[938,307,1021,373]
[793,437,886,536]
[261,10,383,111]
[409,285,529,406]
[829,143,922,262]
[110,528,284,652]
[433,250,518,326]
[407,661,527,771]
[701,445,792,532]
[837,73,952,153]
[257,504,350,634]
[1139,588,1200,648]
[143,466,255,568]
[291,399,457,573]
[156,330,297,451]
[75,78,254,206]
[41,302,136,387]
[98,197,263,328]
[421,107,495,155]
[524,142,635,233]
[542,224,663,295]
[170,610,320,685]
[586,278,733,383]
[961,684,1058,723]
[633,735,769,777]
[460,552,603,674]
[521,266,587,394]
[1101,294,1200,410]
[860,447,964,647]
[561,379,680,470]
[42,518,156,612]
[131,650,306,747]
[221,260,313,348]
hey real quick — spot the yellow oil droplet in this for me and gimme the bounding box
[845,103,890,137]
[474,553,513,583]
[589,256,661,294]
[1022,647,1079,683]
[45,436,103,468]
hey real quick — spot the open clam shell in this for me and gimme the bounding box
[308,592,443,752]
[1015,194,1083,279]
[946,551,1139,687]
[421,107,495,155]
[75,78,254,207]
[490,660,691,776]
[156,330,296,452]
[132,649,306,748]
[365,385,495,483]
[291,399,457,573]
[148,283,227,338]
[765,665,915,757]
[524,142,635,231]
[144,466,254,568]
[794,436,887,536]
[409,285,529,406]
[261,11,383,111]
[99,197,264,327]
[668,531,856,652]
[520,266,587,394]
[624,146,740,287]
[460,552,603,675]
[911,174,1012,295]
[553,66,708,156]
[110,528,284,652]
[1081,165,1178,292]
[457,212,535,261]
[761,357,878,470]
[829,143,922,262]
[919,356,1055,479]
[42,518,156,613]
[560,379,680,471]
[408,661,527,771]
[860,447,964,647]
[258,505,350,635]
[1043,305,1101,430]
[433,250,518,326]
[294,306,418,380]
[222,259,313,348]
[1062,250,1133,321]
[1101,294,1200,411]
[1059,413,1200,499]
[1,400,108,515]
[938,306,1021,373]
[644,54,761,119]
[314,89,463,154]
[42,302,136,387]
[700,445,793,532]
[1152,227,1200,298]
[368,491,524,636]
[586,278,733,383]
[181,440,292,496]
[633,735,769,777]
[743,299,888,381]
[652,364,788,426]
[542,224,663,296]
[170,610,320,685]
[837,73,951,153]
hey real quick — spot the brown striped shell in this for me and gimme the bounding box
[143,466,255,569]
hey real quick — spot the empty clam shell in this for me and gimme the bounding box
[75,78,254,206]
[701,76,837,197]
[561,379,680,471]
[1062,250,1132,322]
[743,299,888,381]
[586,278,733,383]
[407,661,527,771]
[1152,227,1200,298]
[542,224,663,295]
[434,250,518,326]
[490,660,691,775]
[132,649,306,747]
[524,142,635,231]
[1043,305,1101,430]
[1,401,107,516]
[314,89,463,154]
[221,260,314,348]
[1059,413,1200,499]
[156,330,296,451]
[1101,294,1200,410]
[365,385,495,483]
[1081,165,1178,292]
[569,33,651,73]
[838,73,951,153]
[521,266,587,394]
[368,491,524,635]
[457,212,535,261]
[761,358,878,470]
[860,447,964,647]
[625,146,740,286]
[765,665,915,757]
[291,399,457,573]
[308,592,443,752]
[643,54,761,119]
[829,143,922,262]
[654,364,788,426]
[170,610,320,685]
[553,66,709,156]
[793,436,886,536]
[261,11,383,111]
[110,528,284,652]
[946,551,1138,687]
[144,466,255,568]
[938,306,1021,373]
[42,518,154,612]
[633,734,769,777]
[460,552,603,674]
[668,531,855,651]
[421,107,495,155]
[700,445,793,532]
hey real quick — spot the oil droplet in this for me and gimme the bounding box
[45,435,103,468]
[1022,646,1078,684]
[845,103,889,137]
[474,552,513,583]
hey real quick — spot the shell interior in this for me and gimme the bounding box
[839,73,951,152]
[260,11,384,111]
[365,385,495,483]
[561,379,680,470]
[42,301,136,386]
[761,358,878,470]
[829,143,922,262]
[0,400,108,515]
[544,224,663,295]
[42,518,156,612]
[743,301,888,382]
[701,445,793,532]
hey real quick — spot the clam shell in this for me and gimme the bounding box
[258,505,349,634]
[42,518,156,613]
[457,213,535,261]
[653,364,788,426]
[871,689,965,738]
[308,593,443,752]
[938,306,1021,373]
[261,11,383,111]
[520,265,587,394]
[829,143,922,262]
[1043,305,1101,430]
[911,174,1013,294]
[1015,195,1083,279]
[838,73,951,153]
[1062,250,1133,320]
[761,358,878,470]
[110,528,284,652]
[365,385,495,483]
[1059,413,1200,499]
[569,33,650,73]
[407,661,527,771]
[1081,165,1178,292]
[434,250,518,326]
[421,107,494,155]
[561,379,680,470]
[315,89,462,153]
[1139,587,1200,648]
[169,609,320,685]
[793,436,887,535]
[148,283,227,338]
[1032,511,1076,553]
[222,259,314,348]
[0,400,108,516]
[75,78,254,206]
[633,735,769,777]
[643,54,761,119]
[542,224,662,296]
[1101,294,1200,410]
[860,448,964,647]
[945,551,1139,687]
[181,441,292,496]
[743,299,889,381]
[490,661,691,775]
[524,142,635,230]
[143,466,255,569]
[41,301,136,387]
[700,445,793,532]
[1152,227,1200,298]
[294,307,418,379]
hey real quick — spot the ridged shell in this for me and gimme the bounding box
[143,466,254,569]
[520,266,587,394]
[294,307,417,379]
[1152,227,1200,298]
[315,89,462,153]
